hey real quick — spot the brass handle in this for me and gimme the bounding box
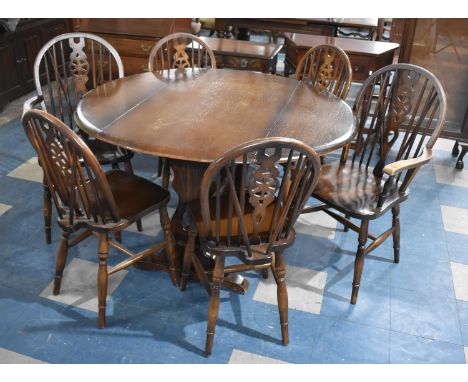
[240,58,249,68]
[141,65,149,72]
[353,65,361,72]
[141,44,151,52]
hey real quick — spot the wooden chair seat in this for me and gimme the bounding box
[105,170,170,220]
[313,161,408,220]
[187,194,277,239]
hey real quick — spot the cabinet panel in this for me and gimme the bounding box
[0,41,23,98]
[18,30,44,85]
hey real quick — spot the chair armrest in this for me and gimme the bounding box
[383,148,433,176]
[22,95,43,117]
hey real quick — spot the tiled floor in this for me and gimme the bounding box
[1,32,468,363]
[1,109,468,363]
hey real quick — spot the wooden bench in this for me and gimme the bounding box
[284,32,399,81]
[199,36,282,74]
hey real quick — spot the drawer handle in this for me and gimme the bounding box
[240,58,249,68]
[141,44,151,52]
[353,65,361,72]
[141,65,149,72]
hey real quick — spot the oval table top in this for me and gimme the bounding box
[75,68,356,163]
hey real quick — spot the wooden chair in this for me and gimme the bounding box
[148,32,217,73]
[22,107,178,329]
[30,32,140,244]
[303,63,447,304]
[148,32,217,189]
[180,137,321,356]
[295,44,352,101]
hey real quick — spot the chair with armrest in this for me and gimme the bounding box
[302,63,447,304]
[180,137,321,356]
[22,108,178,328]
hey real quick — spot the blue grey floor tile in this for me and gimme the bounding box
[456,300,468,347]
[308,318,390,363]
[391,286,463,345]
[390,331,466,364]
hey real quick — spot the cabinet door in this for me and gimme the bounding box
[18,29,44,86]
[0,40,23,99]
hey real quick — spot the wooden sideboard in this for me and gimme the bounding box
[284,32,399,81]
[75,19,192,75]
[0,18,72,109]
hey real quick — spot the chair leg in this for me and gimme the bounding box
[114,231,122,243]
[205,255,225,357]
[351,220,369,304]
[44,182,52,244]
[273,251,289,346]
[344,214,350,232]
[53,231,70,295]
[97,233,109,329]
[124,159,143,231]
[180,223,197,291]
[160,206,178,287]
[162,158,170,190]
[392,205,400,264]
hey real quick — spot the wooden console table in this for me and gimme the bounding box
[198,37,282,74]
[284,32,399,81]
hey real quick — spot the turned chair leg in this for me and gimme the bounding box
[205,255,225,357]
[97,233,109,329]
[162,158,170,190]
[160,206,178,287]
[53,231,70,295]
[344,214,350,232]
[44,182,52,244]
[392,205,400,264]
[351,220,369,305]
[180,223,197,291]
[114,231,122,243]
[273,251,289,346]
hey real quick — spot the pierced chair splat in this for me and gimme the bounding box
[295,44,352,101]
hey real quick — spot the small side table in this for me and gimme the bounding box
[199,36,282,74]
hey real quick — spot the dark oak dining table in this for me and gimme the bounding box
[75,68,356,291]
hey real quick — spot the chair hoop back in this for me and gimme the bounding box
[350,63,447,187]
[22,109,120,227]
[148,32,217,73]
[295,44,352,100]
[33,32,124,130]
[199,137,321,262]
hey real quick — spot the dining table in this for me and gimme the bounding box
[74,67,356,292]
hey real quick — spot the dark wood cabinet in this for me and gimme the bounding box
[0,18,72,108]
[75,19,192,75]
